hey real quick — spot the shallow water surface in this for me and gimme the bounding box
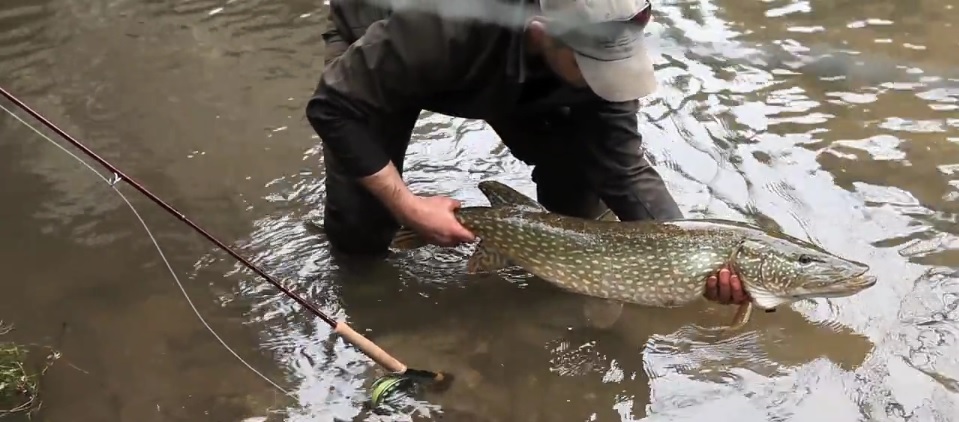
[1,0,959,420]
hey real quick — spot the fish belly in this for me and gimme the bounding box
[468,214,729,307]
[517,248,722,307]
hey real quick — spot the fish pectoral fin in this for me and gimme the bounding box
[390,227,430,250]
[582,298,624,330]
[466,242,510,274]
[724,302,753,332]
[749,290,791,310]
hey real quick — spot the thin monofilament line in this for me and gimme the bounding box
[0,102,294,398]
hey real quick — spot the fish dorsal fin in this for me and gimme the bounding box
[595,205,619,222]
[477,181,545,210]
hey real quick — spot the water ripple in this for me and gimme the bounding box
[179,0,959,420]
[0,0,57,94]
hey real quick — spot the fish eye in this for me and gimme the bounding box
[798,255,816,265]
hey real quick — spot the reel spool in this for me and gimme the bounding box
[370,373,418,408]
[369,368,454,411]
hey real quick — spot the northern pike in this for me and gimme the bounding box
[391,180,877,330]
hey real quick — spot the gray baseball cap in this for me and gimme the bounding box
[539,0,656,102]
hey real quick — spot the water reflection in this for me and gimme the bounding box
[233,0,959,420]
[3,0,959,420]
[240,0,959,420]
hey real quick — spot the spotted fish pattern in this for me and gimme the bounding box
[393,181,877,312]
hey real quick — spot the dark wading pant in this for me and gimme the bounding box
[316,1,681,257]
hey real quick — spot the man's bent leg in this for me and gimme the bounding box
[491,110,682,221]
[532,156,683,221]
[488,113,619,219]
[487,115,598,218]
[532,164,609,219]
[322,150,395,257]
[320,110,420,257]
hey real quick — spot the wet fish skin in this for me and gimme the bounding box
[393,181,877,325]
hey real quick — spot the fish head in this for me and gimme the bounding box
[733,237,877,310]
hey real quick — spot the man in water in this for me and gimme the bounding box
[305,0,747,305]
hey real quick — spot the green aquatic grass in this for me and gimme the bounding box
[0,322,59,418]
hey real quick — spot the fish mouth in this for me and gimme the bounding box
[843,272,877,290]
[795,274,877,300]
[857,275,878,288]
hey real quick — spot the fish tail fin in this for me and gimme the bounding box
[390,227,430,250]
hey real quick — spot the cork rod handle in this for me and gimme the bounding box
[334,322,408,373]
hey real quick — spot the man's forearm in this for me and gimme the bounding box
[307,97,417,220]
[360,162,416,219]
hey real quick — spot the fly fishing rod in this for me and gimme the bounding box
[0,85,452,406]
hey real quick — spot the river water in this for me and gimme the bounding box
[1,0,958,421]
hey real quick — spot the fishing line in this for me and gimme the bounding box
[0,86,452,409]
[0,101,293,396]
